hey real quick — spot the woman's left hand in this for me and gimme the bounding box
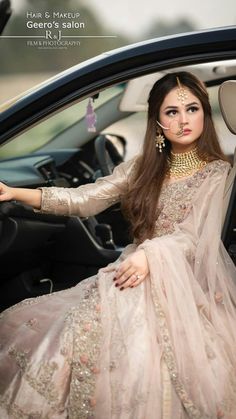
[113,249,149,290]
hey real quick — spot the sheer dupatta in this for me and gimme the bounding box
[95,162,236,418]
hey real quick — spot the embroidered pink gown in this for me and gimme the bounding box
[0,158,236,419]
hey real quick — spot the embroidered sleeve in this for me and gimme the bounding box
[38,157,138,217]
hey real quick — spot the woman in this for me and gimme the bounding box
[0,72,236,418]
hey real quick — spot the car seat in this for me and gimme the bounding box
[218,80,236,220]
[218,80,236,262]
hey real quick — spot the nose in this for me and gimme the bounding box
[178,110,188,125]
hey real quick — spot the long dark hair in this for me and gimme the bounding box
[122,71,228,244]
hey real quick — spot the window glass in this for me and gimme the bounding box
[0,85,124,160]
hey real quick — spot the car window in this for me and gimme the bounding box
[0,84,124,160]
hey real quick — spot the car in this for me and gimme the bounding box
[0,26,236,311]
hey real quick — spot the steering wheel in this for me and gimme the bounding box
[94,134,125,176]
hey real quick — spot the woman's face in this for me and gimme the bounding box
[158,86,204,153]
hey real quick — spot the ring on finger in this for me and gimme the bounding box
[135,273,141,280]
[129,274,137,283]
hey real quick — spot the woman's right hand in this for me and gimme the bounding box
[0,182,15,202]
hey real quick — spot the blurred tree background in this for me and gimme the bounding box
[0,0,129,74]
[0,0,196,103]
[0,0,196,74]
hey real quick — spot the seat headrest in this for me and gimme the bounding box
[218,80,236,134]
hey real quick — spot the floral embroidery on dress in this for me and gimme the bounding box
[7,346,61,406]
[25,318,38,329]
[25,362,60,404]
[1,277,103,418]
[144,160,233,418]
[0,287,73,320]
[155,160,229,238]
[7,346,29,372]
[0,394,42,419]
[150,281,204,419]
[60,277,102,419]
[0,159,234,419]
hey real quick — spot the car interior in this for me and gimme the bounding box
[0,61,235,311]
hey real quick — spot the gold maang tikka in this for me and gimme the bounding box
[176,76,188,104]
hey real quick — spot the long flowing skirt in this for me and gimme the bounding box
[0,242,236,419]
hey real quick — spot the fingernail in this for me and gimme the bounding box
[120,287,124,291]
[113,278,116,281]
[115,283,119,287]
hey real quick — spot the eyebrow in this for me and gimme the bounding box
[163,101,200,110]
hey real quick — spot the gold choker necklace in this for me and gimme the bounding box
[167,147,207,178]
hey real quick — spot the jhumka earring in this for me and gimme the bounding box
[155,127,165,153]
[176,76,188,104]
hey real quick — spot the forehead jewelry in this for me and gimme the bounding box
[176,76,188,105]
